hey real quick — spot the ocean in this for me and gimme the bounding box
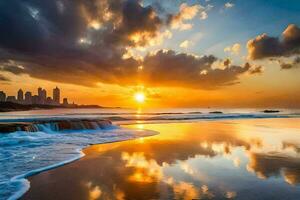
[0,108,299,199]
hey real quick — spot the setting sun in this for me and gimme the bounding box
[134,92,145,103]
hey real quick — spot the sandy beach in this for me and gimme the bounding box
[21,118,300,200]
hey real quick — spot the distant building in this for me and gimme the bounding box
[38,88,42,104]
[38,87,47,104]
[63,98,68,106]
[25,92,32,104]
[38,87,42,96]
[17,89,24,103]
[53,87,60,105]
[31,95,39,105]
[41,89,46,104]
[6,96,16,103]
[0,91,6,102]
[46,97,53,105]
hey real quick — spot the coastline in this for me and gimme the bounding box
[0,102,122,113]
[5,128,157,200]
[8,148,85,200]
[21,118,300,200]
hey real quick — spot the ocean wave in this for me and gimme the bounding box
[0,124,158,200]
[1,112,299,124]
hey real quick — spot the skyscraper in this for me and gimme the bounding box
[0,91,6,102]
[6,96,16,103]
[53,87,60,105]
[17,89,24,103]
[38,87,42,97]
[46,97,53,105]
[32,95,39,104]
[41,89,46,104]
[38,87,47,104]
[63,98,68,106]
[25,92,32,104]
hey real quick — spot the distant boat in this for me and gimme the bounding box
[209,111,223,114]
[262,110,280,113]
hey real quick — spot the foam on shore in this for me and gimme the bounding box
[0,125,158,200]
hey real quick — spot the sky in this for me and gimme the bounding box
[0,0,300,108]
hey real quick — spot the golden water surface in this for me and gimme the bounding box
[23,118,300,200]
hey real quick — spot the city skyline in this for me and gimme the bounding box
[0,87,70,106]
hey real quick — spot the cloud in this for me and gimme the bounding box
[224,2,235,9]
[167,3,204,31]
[224,43,241,55]
[247,24,300,60]
[141,50,257,89]
[177,3,200,20]
[225,191,237,199]
[247,153,300,185]
[179,40,191,49]
[282,142,300,153]
[86,182,102,200]
[249,65,263,74]
[0,74,10,82]
[0,0,259,89]
[0,0,165,86]
[199,11,208,20]
[173,182,199,200]
[0,61,26,75]
[279,57,300,70]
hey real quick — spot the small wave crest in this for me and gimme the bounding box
[0,119,112,134]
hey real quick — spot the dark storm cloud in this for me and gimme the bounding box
[247,24,300,60]
[0,0,259,88]
[0,0,162,51]
[141,50,256,89]
[0,0,163,86]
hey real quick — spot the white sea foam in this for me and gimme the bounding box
[0,126,157,200]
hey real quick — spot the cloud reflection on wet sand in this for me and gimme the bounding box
[23,119,300,200]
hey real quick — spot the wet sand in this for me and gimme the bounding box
[22,118,300,200]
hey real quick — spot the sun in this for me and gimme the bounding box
[134,92,145,103]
